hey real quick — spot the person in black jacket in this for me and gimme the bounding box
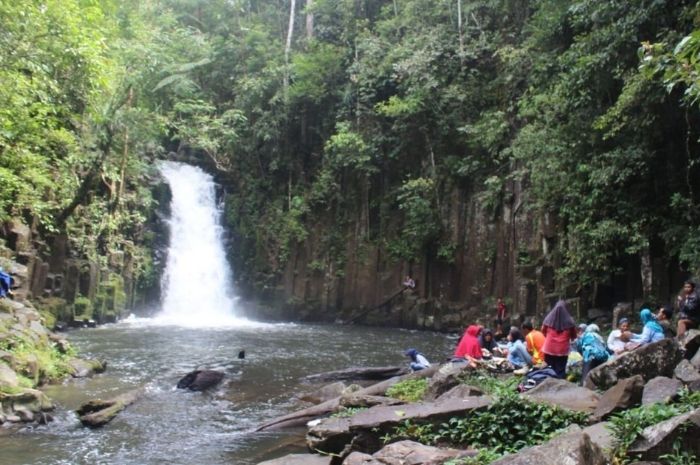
[677,281,700,337]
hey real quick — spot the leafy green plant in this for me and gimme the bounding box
[380,419,438,445]
[444,449,503,465]
[436,396,586,454]
[458,372,520,398]
[386,378,428,403]
[608,388,700,463]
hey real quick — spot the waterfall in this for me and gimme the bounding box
[156,162,249,327]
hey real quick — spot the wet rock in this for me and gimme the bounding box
[490,425,607,465]
[304,366,409,383]
[307,396,492,455]
[585,339,682,391]
[345,440,473,465]
[628,408,700,461]
[0,388,54,424]
[299,382,347,404]
[176,369,224,391]
[257,454,331,465]
[591,375,644,421]
[642,377,683,405]
[673,359,700,384]
[522,378,600,413]
[69,358,106,378]
[78,387,144,428]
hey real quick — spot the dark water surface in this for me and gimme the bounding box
[0,320,454,465]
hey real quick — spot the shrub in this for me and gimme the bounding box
[386,378,428,403]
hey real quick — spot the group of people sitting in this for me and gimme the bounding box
[405,281,700,382]
[424,281,700,383]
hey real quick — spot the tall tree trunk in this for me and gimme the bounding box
[305,0,314,39]
[457,0,464,62]
[641,243,653,298]
[284,0,297,93]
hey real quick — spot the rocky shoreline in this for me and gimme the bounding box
[256,334,700,465]
[0,297,104,426]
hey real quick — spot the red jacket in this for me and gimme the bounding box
[454,325,483,359]
[541,325,576,356]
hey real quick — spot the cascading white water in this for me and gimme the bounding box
[156,161,250,327]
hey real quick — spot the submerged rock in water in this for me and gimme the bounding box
[176,370,224,391]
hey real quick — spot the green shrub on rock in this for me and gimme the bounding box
[386,378,429,403]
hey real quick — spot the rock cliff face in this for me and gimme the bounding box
[231,177,685,330]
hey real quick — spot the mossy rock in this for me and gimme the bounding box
[72,296,93,321]
[35,297,70,323]
[94,274,126,322]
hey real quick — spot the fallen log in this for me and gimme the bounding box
[256,365,438,431]
[77,386,145,428]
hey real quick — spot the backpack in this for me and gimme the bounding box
[517,367,558,392]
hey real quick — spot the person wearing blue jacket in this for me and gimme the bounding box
[631,308,665,345]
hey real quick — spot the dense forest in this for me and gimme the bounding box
[3,0,700,324]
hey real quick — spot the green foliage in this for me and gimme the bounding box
[388,178,440,261]
[444,449,503,465]
[436,396,586,454]
[458,372,520,398]
[608,388,700,463]
[386,378,429,403]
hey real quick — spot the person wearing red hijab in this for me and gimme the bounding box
[454,325,483,359]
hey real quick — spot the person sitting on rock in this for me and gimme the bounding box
[656,305,675,338]
[576,324,610,385]
[521,320,545,366]
[607,318,632,355]
[402,275,416,289]
[677,280,700,338]
[0,267,13,298]
[478,328,500,357]
[405,348,430,371]
[631,307,665,345]
[454,325,483,362]
[505,327,532,374]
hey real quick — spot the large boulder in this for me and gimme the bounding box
[522,378,600,413]
[176,370,224,391]
[628,408,700,461]
[581,422,614,453]
[591,375,644,422]
[423,362,473,401]
[435,384,484,401]
[0,388,54,423]
[585,339,682,391]
[307,396,492,455]
[679,329,700,360]
[489,426,607,465]
[642,377,683,406]
[340,440,472,465]
[673,359,700,384]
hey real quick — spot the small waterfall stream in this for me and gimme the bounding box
[156,162,249,327]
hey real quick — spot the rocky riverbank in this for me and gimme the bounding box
[257,334,700,465]
[0,297,104,426]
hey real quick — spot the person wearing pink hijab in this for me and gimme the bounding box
[454,325,483,360]
[541,300,577,379]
